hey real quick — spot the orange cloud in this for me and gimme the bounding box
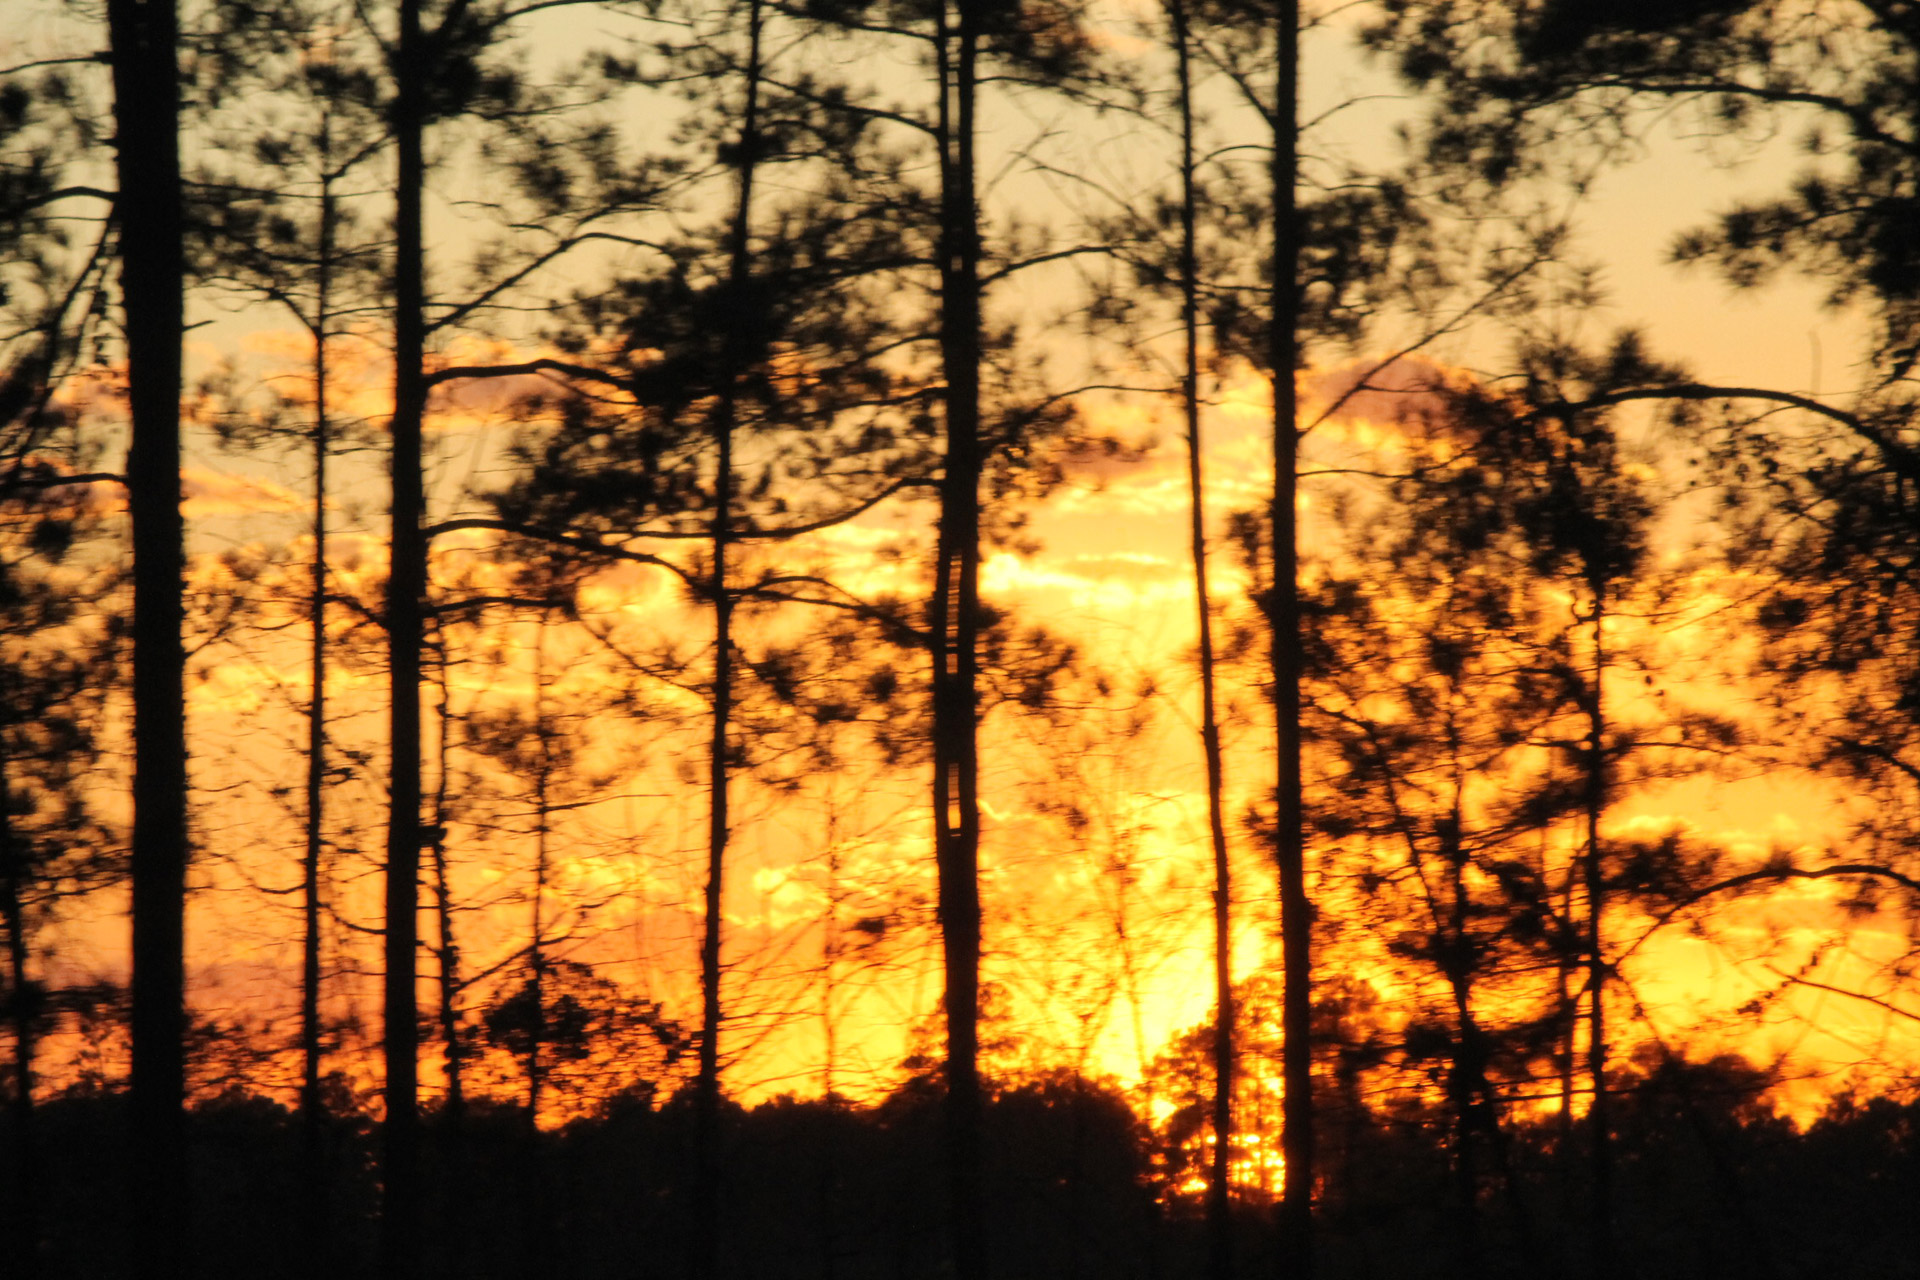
[181,467,307,518]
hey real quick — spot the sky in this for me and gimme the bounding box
[10,0,1908,1129]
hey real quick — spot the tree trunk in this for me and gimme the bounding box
[108,0,192,1272]
[932,2,986,1275]
[1268,3,1312,1277]
[820,824,842,1280]
[524,629,552,1280]
[2,746,43,1280]
[430,656,464,1127]
[528,629,551,1132]
[695,6,763,1275]
[300,138,336,1280]
[427,649,468,1280]
[1584,585,1612,1276]
[1558,863,1577,1142]
[382,0,428,1270]
[1447,1007,1483,1279]
[1168,2,1235,1272]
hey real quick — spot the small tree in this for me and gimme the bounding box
[0,467,122,1279]
[185,9,387,1264]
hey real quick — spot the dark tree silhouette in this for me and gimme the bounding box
[106,0,192,1273]
[0,59,122,1280]
[1150,4,1239,1272]
[1359,0,1920,924]
[185,11,387,1267]
[1303,415,1581,1275]
[771,6,1100,1271]
[1263,11,1313,1274]
[383,1,429,1270]
[0,473,122,1280]
[373,8,676,1271]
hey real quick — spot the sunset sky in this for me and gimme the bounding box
[10,0,1905,1133]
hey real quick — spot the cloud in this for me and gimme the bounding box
[982,550,1195,614]
[1302,355,1469,432]
[1061,551,1186,584]
[181,467,307,518]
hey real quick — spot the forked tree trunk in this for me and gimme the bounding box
[107,0,192,1272]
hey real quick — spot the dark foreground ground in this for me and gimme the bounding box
[5,1057,1916,1280]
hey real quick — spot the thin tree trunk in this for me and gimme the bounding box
[1169,3,1235,1274]
[300,133,336,1280]
[1585,586,1612,1276]
[1437,791,1483,1280]
[1557,827,1576,1142]
[1268,3,1312,1277]
[381,0,428,1269]
[931,2,986,1275]
[529,628,550,1131]
[428,878,463,1108]
[695,5,763,1274]
[2,746,43,1280]
[427,648,467,1280]
[1104,825,1165,1280]
[525,625,552,1280]
[1447,980,1483,1280]
[819,814,842,1280]
[430,655,464,1127]
[108,0,192,1271]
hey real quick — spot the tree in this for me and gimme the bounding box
[1364,0,1920,1184]
[382,1,430,1265]
[0,470,122,1280]
[185,9,387,1266]
[462,10,961,1273]
[0,60,118,473]
[1263,18,1313,1267]
[681,4,773,1266]
[1304,337,1747,1274]
[765,5,1098,1271]
[105,0,192,1272]
[1157,2,1237,1269]
[1302,408,1580,1275]
[369,8,675,1270]
[457,600,634,1279]
[1186,6,1411,1265]
[1460,339,1747,1271]
[1354,4,1920,830]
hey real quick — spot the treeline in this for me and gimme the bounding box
[4,2,1920,1280]
[6,1056,1919,1279]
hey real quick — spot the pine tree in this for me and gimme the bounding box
[185,11,386,1266]
[369,11,675,1270]
[762,4,1100,1268]
[106,0,192,1272]
[0,452,122,1280]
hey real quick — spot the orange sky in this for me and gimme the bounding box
[14,0,1908,1130]
[30,342,1896,1130]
